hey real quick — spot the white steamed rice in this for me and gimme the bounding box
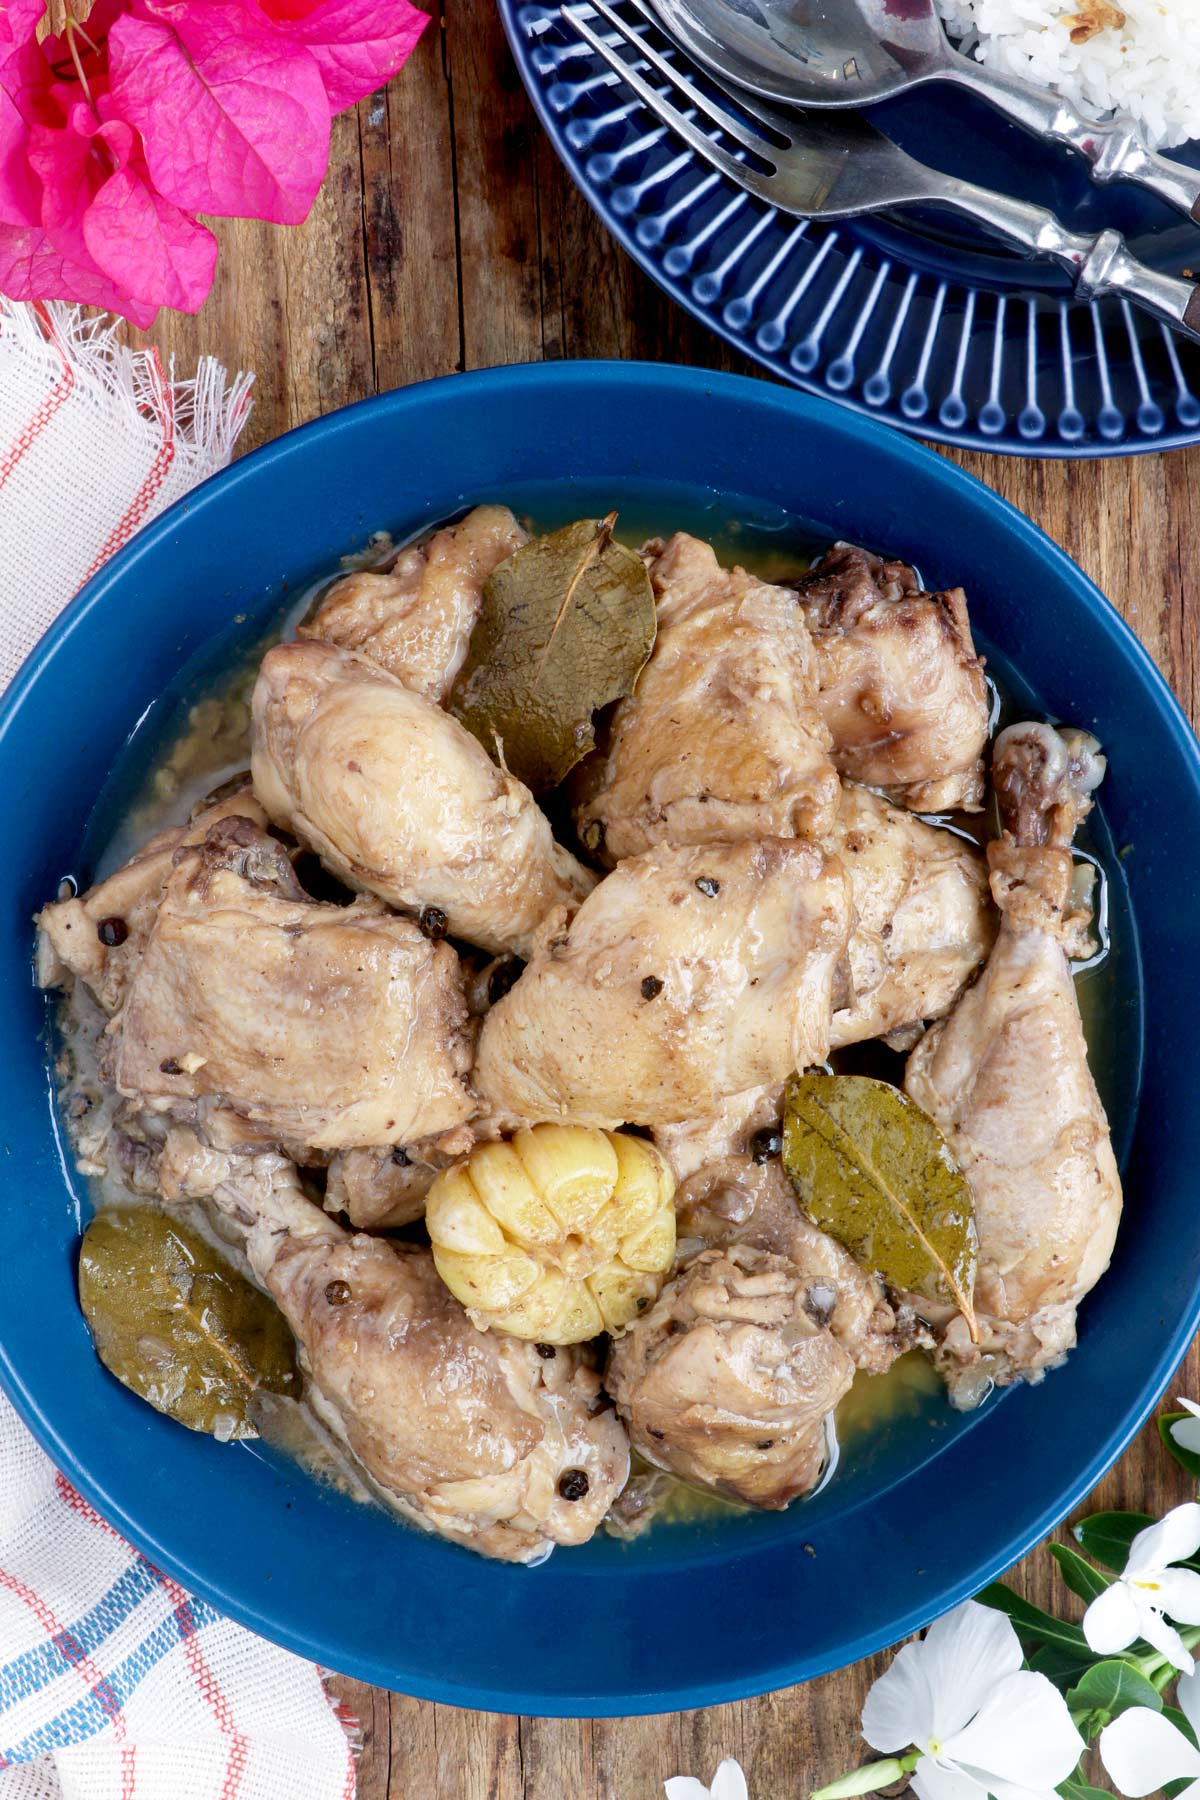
[935,0,1200,149]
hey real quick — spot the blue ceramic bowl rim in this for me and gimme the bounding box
[1,360,1199,1714]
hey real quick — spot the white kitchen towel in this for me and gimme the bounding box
[0,300,254,690]
[0,303,358,1800]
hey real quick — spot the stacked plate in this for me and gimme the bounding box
[502,0,1200,455]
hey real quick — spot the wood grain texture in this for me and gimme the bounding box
[137,0,1200,1789]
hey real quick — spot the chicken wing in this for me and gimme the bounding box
[475,838,852,1127]
[114,815,475,1152]
[300,505,527,702]
[904,722,1119,1404]
[793,543,990,813]
[251,640,594,957]
[166,1138,628,1562]
[575,533,840,863]
[606,1244,853,1508]
[829,784,996,1049]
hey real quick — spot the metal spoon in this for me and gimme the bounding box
[644,0,1200,221]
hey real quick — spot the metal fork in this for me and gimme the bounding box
[563,0,1200,345]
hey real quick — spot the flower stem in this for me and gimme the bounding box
[811,1753,921,1799]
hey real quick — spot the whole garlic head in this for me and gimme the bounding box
[426,1124,676,1343]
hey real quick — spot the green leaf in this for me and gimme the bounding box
[1164,1705,1198,1747]
[448,514,657,793]
[1066,1660,1162,1727]
[1074,1511,1155,1573]
[781,1072,977,1331]
[1161,1412,1200,1480]
[79,1206,300,1438]
[977,1583,1094,1657]
[1051,1542,1115,1604]
[1030,1642,1101,1689]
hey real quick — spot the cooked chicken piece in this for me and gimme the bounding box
[166,1137,628,1563]
[606,1244,853,1508]
[475,838,852,1128]
[575,533,840,863]
[793,543,990,813]
[325,1121,489,1230]
[673,1153,911,1374]
[653,1085,784,1182]
[114,815,474,1153]
[251,640,594,957]
[904,722,1119,1404]
[36,784,267,1014]
[300,505,527,702]
[829,785,996,1048]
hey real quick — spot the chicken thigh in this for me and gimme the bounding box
[475,838,852,1127]
[606,1244,853,1507]
[793,543,990,813]
[672,1154,912,1375]
[166,1138,628,1562]
[251,640,594,957]
[904,722,1119,1403]
[575,533,840,863]
[114,815,475,1152]
[829,784,996,1049]
[36,784,268,1016]
[300,505,527,702]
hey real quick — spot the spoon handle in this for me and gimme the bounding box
[930,177,1200,342]
[942,50,1200,224]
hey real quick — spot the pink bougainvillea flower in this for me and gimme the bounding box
[260,0,429,114]
[107,0,331,225]
[0,0,427,322]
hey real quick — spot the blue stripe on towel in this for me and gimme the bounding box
[0,1586,221,1762]
[0,1561,162,1709]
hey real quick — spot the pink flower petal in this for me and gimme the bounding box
[0,218,158,325]
[107,0,330,224]
[0,83,37,226]
[262,0,428,113]
[85,163,218,311]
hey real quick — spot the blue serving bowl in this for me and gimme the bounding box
[1,361,1198,1716]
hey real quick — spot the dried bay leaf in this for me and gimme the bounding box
[782,1072,978,1337]
[448,514,656,792]
[79,1207,300,1438]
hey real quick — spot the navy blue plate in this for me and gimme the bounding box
[502,0,1200,454]
[1,363,1198,1714]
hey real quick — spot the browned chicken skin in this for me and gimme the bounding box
[250,640,594,957]
[300,505,527,702]
[475,837,852,1128]
[113,816,475,1153]
[575,532,841,862]
[793,543,991,813]
[904,722,1119,1404]
[607,1243,854,1508]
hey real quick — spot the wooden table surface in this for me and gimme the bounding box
[133,2,1200,1790]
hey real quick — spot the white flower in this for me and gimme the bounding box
[1082,1501,1200,1674]
[860,1599,1083,1800]
[1171,1397,1200,1458]
[1100,1665,1200,1798]
[665,1759,748,1800]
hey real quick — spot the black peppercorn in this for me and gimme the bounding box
[557,1468,590,1502]
[648,1427,665,1441]
[535,1342,557,1360]
[640,975,663,1000]
[755,1439,775,1450]
[694,877,720,898]
[325,1279,351,1307]
[159,1058,182,1076]
[391,1145,411,1166]
[749,1126,784,1164]
[97,916,128,947]
[418,905,449,941]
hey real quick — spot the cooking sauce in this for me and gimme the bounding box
[50,491,1135,1544]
